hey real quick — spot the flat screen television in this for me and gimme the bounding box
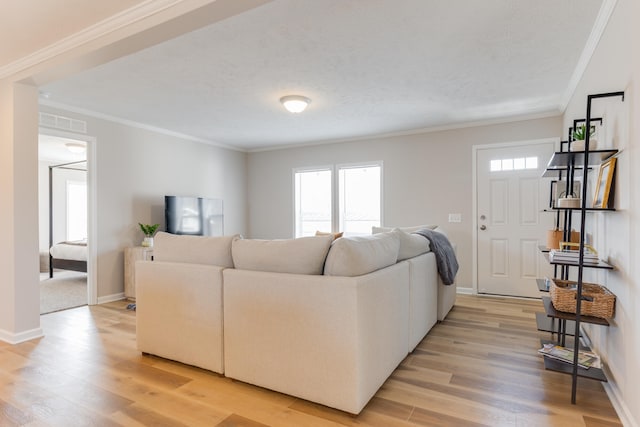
[165,195,223,236]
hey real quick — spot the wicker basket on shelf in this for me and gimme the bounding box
[550,279,616,319]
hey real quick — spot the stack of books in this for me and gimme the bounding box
[549,249,599,264]
[538,343,600,369]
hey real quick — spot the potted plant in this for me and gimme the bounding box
[139,223,160,247]
[571,125,597,151]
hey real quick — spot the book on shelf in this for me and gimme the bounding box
[538,343,600,369]
[549,249,599,264]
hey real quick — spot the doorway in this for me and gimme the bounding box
[473,139,556,298]
[38,129,97,313]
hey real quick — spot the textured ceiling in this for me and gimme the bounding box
[38,0,605,151]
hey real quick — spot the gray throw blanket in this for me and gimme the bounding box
[413,228,459,285]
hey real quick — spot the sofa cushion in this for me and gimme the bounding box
[153,231,238,267]
[232,235,333,275]
[372,224,437,234]
[390,228,431,261]
[323,232,400,277]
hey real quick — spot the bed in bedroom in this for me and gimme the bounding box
[49,239,87,278]
[48,160,87,278]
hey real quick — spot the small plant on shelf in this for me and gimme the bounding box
[138,223,159,237]
[572,124,595,141]
[138,223,159,247]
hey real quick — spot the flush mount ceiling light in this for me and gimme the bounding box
[280,95,311,113]
[65,142,86,153]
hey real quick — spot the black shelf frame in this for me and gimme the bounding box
[537,91,623,404]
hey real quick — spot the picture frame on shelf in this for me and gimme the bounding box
[593,157,616,208]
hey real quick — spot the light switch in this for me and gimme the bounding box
[448,213,462,223]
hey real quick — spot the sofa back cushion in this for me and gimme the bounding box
[232,235,333,275]
[323,232,400,277]
[153,231,238,267]
[390,228,431,261]
[371,224,437,234]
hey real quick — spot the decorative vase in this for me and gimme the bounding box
[142,237,154,248]
[570,139,597,151]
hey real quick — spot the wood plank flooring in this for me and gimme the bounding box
[0,295,621,426]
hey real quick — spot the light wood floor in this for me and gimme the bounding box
[0,295,621,426]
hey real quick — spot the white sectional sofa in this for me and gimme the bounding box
[135,228,456,414]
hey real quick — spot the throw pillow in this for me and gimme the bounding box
[315,230,344,241]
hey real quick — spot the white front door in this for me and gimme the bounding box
[476,141,555,298]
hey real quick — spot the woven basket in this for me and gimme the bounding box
[550,279,615,319]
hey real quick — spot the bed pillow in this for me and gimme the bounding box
[153,231,238,267]
[323,232,400,277]
[232,235,333,275]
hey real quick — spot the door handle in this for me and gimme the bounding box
[480,225,487,231]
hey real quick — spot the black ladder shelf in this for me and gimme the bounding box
[537,91,623,404]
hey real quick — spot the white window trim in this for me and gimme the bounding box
[292,165,333,237]
[292,161,384,237]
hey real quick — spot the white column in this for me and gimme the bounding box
[0,80,43,343]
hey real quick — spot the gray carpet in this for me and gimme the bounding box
[40,271,87,314]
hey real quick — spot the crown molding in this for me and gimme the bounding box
[0,0,201,80]
[40,99,246,152]
[559,0,618,110]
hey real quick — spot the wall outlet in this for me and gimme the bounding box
[448,213,462,223]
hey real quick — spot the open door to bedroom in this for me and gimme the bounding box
[38,132,91,314]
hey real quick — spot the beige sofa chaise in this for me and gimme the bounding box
[135,228,456,414]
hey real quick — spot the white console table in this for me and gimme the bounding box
[124,246,153,300]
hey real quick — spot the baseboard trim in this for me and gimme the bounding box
[97,292,126,305]
[581,328,637,427]
[0,327,44,344]
[603,380,637,427]
[456,287,474,295]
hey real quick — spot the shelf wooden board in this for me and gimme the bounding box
[543,253,614,270]
[536,312,578,336]
[543,356,607,382]
[546,149,618,168]
[541,207,616,212]
[536,313,582,337]
[542,296,609,326]
[538,245,550,253]
[542,167,589,178]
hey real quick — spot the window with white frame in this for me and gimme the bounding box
[66,180,87,241]
[294,163,382,237]
[294,168,332,238]
[490,156,538,172]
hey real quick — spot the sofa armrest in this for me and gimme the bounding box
[222,262,410,414]
[135,260,225,373]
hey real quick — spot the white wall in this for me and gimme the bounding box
[0,82,41,342]
[40,106,248,300]
[248,116,562,289]
[562,0,639,425]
